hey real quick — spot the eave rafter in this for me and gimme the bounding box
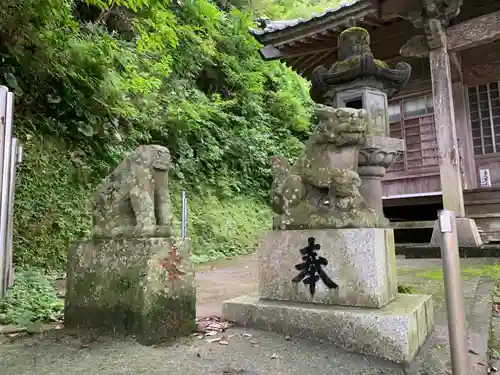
[400,9,500,57]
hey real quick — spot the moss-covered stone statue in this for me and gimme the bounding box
[91,144,173,238]
[270,105,383,230]
[65,145,195,346]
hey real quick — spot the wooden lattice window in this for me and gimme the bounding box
[387,95,439,172]
[468,83,500,155]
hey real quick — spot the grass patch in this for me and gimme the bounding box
[0,270,63,326]
[416,264,500,281]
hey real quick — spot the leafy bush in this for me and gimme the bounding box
[0,270,64,325]
[397,283,415,294]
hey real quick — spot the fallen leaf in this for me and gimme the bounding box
[491,366,498,372]
[285,335,291,341]
[242,333,252,338]
[219,340,229,345]
[469,349,479,355]
[207,337,221,343]
[271,353,279,359]
[493,304,500,316]
[205,331,218,336]
[195,316,233,334]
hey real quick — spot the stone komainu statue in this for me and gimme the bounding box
[91,144,173,238]
[269,105,380,230]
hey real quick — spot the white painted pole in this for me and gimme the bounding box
[181,190,188,241]
[5,139,21,289]
[0,88,13,298]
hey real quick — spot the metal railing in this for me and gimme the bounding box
[0,86,23,299]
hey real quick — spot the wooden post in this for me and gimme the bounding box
[428,20,466,217]
[452,81,477,190]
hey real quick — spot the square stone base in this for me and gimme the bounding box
[430,217,483,246]
[65,237,196,345]
[259,228,397,308]
[222,294,434,363]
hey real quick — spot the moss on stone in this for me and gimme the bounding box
[65,266,144,332]
[375,59,388,68]
[339,26,370,40]
[65,238,196,345]
[330,56,359,74]
[136,293,196,345]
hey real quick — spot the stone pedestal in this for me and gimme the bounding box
[430,218,483,246]
[259,229,397,308]
[358,166,385,218]
[65,237,196,345]
[358,136,405,223]
[224,294,433,364]
[223,228,434,363]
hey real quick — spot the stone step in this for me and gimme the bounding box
[223,293,434,364]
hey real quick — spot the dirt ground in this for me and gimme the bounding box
[195,254,259,317]
[0,255,496,375]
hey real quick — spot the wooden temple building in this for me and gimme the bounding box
[251,0,500,245]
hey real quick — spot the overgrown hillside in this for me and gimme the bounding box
[0,0,317,270]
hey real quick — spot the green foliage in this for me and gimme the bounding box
[397,283,415,294]
[174,192,272,263]
[13,133,93,269]
[0,270,64,325]
[1,0,316,269]
[218,0,346,19]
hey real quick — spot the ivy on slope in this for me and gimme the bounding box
[0,0,314,269]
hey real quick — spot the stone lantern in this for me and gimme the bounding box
[310,27,411,223]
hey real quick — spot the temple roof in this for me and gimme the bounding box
[249,0,500,80]
[250,0,364,38]
[249,0,401,79]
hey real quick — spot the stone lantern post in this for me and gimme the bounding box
[310,27,411,224]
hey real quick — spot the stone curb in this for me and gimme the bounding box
[396,244,500,258]
[0,322,63,335]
